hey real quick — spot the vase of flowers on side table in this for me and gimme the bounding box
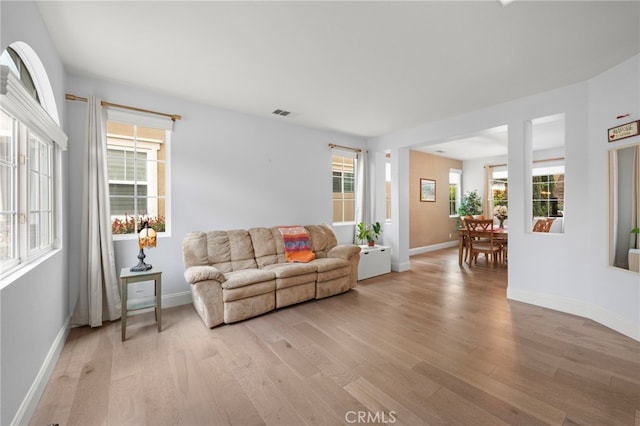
[494,205,508,229]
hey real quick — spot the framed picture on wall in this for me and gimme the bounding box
[420,178,436,202]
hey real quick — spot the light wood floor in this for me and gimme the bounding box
[31,248,640,425]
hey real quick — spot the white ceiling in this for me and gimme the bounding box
[36,1,640,139]
[415,113,566,160]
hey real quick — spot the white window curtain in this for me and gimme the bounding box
[71,96,121,327]
[484,165,494,218]
[354,149,369,244]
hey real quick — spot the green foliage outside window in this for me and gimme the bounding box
[112,215,165,235]
[491,179,508,208]
[532,174,564,217]
[449,184,457,216]
[457,190,483,216]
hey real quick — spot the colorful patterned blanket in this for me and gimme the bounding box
[278,226,316,263]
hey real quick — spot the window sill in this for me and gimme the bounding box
[113,232,171,241]
[332,222,356,227]
[0,248,62,290]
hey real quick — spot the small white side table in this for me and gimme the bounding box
[119,267,162,341]
[358,245,391,280]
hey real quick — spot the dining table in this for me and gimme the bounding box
[458,227,508,265]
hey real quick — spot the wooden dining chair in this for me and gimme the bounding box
[533,219,546,232]
[464,218,503,268]
[459,215,474,264]
[533,218,555,233]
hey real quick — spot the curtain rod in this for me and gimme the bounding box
[328,143,362,153]
[65,94,182,121]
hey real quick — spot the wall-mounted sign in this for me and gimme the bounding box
[608,120,639,142]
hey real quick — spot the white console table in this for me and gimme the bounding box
[358,245,391,280]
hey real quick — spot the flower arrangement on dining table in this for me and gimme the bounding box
[493,205,508,228]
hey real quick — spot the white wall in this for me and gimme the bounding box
[368,55,640,340]
[585,55,640,336]
[0,2,70,425]
[462,153,506,205]
[65,74,366,308]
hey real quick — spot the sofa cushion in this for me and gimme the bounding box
[222,269,275,290]
[263,262,317,277]
[269,227,287,263]
[228,230,258,271]
[304,224,338,258]
[273,272,318,290]
[223,280,276,303]
[206,230,259,272]
[207,231,233,272]
[182,232,209,268]
[263,263,317,290]
[249,227,279,267]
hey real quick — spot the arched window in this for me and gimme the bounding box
[0,43,67,280]
[0,46,40,103]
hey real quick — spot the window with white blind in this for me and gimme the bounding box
[332,151,357,223]
[106,112,171,237]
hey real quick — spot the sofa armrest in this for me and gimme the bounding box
[327,244,361,260]
[184,265,226,285]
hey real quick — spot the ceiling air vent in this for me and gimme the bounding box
[272,109,291,117]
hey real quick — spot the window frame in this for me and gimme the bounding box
[1,110,19,272]
[489,167,509,211]
[0,62,66,280]
[448,169,462,217]
[332,150,357,225]
[106,109,172,241]
[532,163,565,219]
[26,129,53,258]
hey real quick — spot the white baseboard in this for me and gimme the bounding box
[127,290,192,317]
[162,290,192,308]
[391,261,411,272]
[409,241,458,256]
[391,241,458,272]
[507,288,640,342]
[13,316,70,426]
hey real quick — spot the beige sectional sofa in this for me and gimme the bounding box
[182,224,361,328]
